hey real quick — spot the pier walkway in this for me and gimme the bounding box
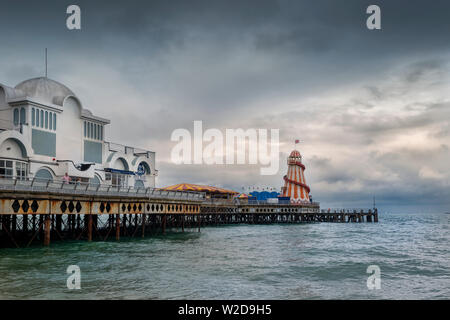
[0,179,378,248]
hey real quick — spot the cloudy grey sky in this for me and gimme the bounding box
[1,0,449,212]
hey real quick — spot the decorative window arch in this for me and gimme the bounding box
[20,107,26,124]
[137,161,151,175]
[13,109,19,125]
[114,157,129,171]
[90,174,101,186]
[134,179,145,189]
[40,110,44,128]
[34,168,53,183]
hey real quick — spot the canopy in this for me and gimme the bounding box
[236,193,249,198]
[104,168,135,175]
[162,183,238,195]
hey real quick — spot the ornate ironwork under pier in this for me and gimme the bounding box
[0,180,378,248]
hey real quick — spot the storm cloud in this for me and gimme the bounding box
[0,0,449,212]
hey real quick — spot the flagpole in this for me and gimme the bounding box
[45,48,48,78]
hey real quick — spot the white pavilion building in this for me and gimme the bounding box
[0,77,156,188]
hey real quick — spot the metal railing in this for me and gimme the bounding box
[201,198,321,207]
[0,177,206,201]
[105,141,154,158]
[202,198,235,205]
[319,208,373,214]
[239,199,320,206]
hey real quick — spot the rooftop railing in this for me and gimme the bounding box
[202,198,321,207]
[0,177,206,201]
[319,208,374,214]
[105,141,155,157]
[242,199,320,206]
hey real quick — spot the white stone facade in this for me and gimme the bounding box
[0,77,156,188]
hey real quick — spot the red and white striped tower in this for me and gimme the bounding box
[281,149,310,204]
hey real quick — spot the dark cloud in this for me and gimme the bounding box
[0,0,449,212]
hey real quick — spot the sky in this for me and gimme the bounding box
[0,0,449,212]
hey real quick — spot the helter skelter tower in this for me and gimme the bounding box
[281,149,311,204]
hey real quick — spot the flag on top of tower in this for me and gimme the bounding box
[281,147,311,204]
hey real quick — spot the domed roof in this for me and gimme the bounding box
[15,77,76,106]
[289,150,301,158]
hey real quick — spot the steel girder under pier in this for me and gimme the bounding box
[0,190,377,248]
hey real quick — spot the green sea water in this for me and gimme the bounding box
[0,212,448,299]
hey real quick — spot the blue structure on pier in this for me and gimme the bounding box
[249,191,280,201]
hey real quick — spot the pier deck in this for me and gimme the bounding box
[0,179,378,248]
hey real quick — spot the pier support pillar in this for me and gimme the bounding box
[198,215,201,233]
[44,215,51,246]
[39,214,44,240]
[142,214,146,238]
[12,215,16,235]
[32,214,36,233]
[162,215,166,235]
[123,214,127,235]
[115,214,120,241]
[23,214,28,233]
[182,215,185,232]
[87,215,93,241]
[67,215,72,233]
[76,214,81,231]
[374,209,378,223]
[56,215,62,234]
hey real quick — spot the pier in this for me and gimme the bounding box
[0,77,379,249]
[0,179,378,248]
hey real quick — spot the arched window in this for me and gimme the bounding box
[34,168,53,183]
[94,124,97,140]
[100,126,103,140]
[32,108,35,126]
[45,111,48,129]
[90,123,93,139]
[137,162,151,175]
[53,113,56,130]
[40,110,44,128]
[87,122,91,138]
[49,112,53,130]
[13,109,19,125]
[84,121,87,137]
[134,180,145,189]
[90,175,101,186]
[36,108,39,127]
[20,107,26,124]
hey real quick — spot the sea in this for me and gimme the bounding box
[0,212,448,299]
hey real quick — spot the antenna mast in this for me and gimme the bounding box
[45,48,48,78]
